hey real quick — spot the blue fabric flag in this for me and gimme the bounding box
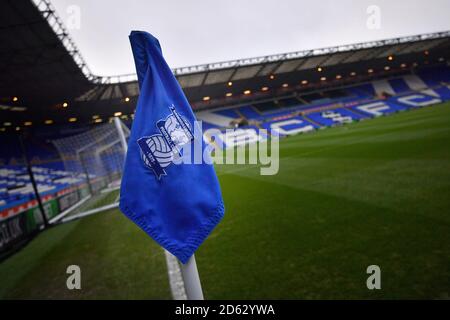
[119,31,225,264]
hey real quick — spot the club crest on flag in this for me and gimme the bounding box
[137,104,194,180]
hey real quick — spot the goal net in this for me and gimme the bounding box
[50,118,130,222]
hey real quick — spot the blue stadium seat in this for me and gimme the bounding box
[237,106,262,120]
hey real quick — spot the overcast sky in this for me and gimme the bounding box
[52,0,450,76]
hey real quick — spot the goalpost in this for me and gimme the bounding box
[50,118,130,223]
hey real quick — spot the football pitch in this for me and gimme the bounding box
[1,102,450,299]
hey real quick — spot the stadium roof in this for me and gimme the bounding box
[0,0,93,109]
[1,0,450,128]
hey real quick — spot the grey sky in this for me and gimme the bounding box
[52,0,450,76]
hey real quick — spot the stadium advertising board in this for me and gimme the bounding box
[0,198,58,254]
[0,213,26,253]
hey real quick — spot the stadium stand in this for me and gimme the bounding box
[197,67,450,147]
[0,0,449,256]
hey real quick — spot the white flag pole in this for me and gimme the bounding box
[179,254,204,300]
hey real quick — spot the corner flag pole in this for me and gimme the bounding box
[180,255,204,300]
[114,116,204,300]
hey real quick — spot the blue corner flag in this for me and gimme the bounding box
[119,31,225,264]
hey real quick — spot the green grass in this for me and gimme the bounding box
[1,103,450,299]
[0,207,171,299]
